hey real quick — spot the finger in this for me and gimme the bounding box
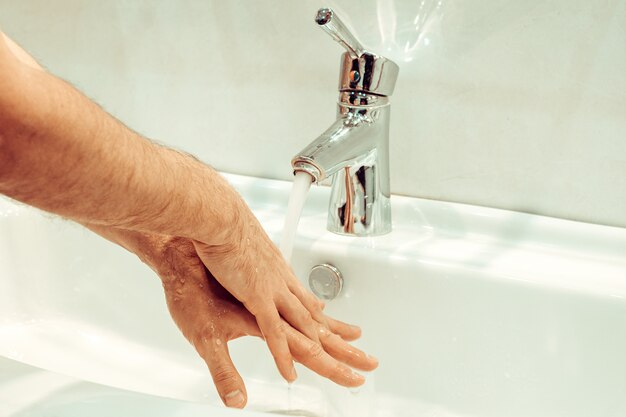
[255,308,297,382]
[286,280,326,323]
[276,292,320,343]
[318,327,378,371]
[201,339,247,409]
[325,316,362,341]
[285,323,365,387]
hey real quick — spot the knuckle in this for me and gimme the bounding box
[307,342,325,360]
[212,365,238,384]
[242,298,258,314]
[327,332,343,344]
[302,309,313,323]
[307,291,322,307]
[273,320,286,335]
[241,290,263,313]
[316,325,333,341]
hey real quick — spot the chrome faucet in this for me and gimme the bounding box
[292,8,399,236]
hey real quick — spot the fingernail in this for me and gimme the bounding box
[351,325,362,332]
[224,390,245,408]
[368,354,379,363]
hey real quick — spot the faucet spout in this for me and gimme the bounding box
[292,92,391,236]
[292,102,383,182]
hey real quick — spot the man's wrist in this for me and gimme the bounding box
[189,163,250,247]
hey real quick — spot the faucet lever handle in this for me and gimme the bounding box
[315,8,364,58]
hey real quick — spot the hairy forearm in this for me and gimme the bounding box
[0,36,242,245]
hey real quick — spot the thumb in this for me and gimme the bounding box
[200,338,248,408]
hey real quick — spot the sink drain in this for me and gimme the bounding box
[308,263,343,301]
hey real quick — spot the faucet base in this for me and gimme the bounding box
[327,159,391,236]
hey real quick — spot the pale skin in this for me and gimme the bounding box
[0,32,377,407]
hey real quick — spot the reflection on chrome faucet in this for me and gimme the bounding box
[292,8,399,236]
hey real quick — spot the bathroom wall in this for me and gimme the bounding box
[1,0,624,228]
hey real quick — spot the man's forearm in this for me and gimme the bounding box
[0,38,242,245]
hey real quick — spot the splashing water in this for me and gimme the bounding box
[279,172,313,262]
[279,172,312,415]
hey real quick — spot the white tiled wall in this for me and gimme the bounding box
[1,0,624,227]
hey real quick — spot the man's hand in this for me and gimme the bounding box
[86,226,378,408]
[194,209,372,383]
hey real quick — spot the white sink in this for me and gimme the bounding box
[0,356,269,417]
[1,173,625,416]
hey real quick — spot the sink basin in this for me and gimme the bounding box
[1,173,625,416]
[0,356,269,417]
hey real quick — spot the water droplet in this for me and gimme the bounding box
[175,288,183,295]
[179,278,186,284]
